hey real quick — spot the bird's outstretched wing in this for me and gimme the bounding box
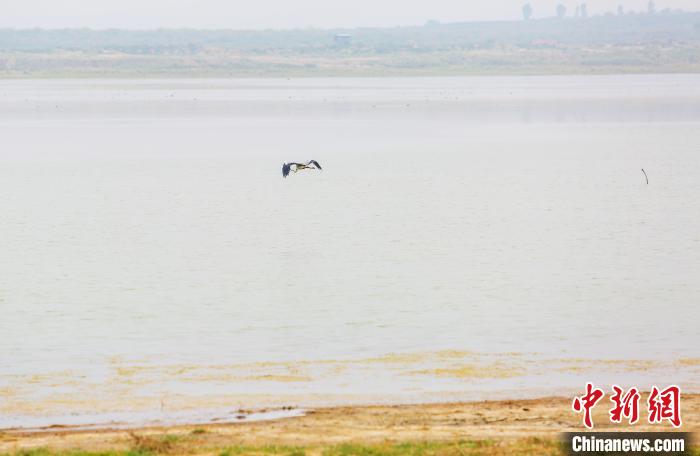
[282,163,291,178]
[309,160,322,170]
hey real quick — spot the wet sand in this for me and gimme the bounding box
[1,395,697,454]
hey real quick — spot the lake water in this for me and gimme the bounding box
[1,75,699,429]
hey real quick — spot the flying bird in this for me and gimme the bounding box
[282,160,322,178]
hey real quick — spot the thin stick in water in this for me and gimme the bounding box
[641,168,649,185]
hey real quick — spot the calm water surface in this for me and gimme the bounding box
[1,75,699,428]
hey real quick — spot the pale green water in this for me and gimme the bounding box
[0,75,699,428]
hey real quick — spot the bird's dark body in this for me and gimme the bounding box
[282,160,322,178]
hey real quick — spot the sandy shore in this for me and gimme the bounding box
[1,395,697,455]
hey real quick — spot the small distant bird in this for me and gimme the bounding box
[282,160,322,178]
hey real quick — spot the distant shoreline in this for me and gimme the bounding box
[2,61,699,79]
[3,12,700,78]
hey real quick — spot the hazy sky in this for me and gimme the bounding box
[2,0,698,29]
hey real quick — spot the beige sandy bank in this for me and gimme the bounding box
[1,395,698,455]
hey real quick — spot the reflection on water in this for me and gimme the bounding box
[0,75,699,428]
